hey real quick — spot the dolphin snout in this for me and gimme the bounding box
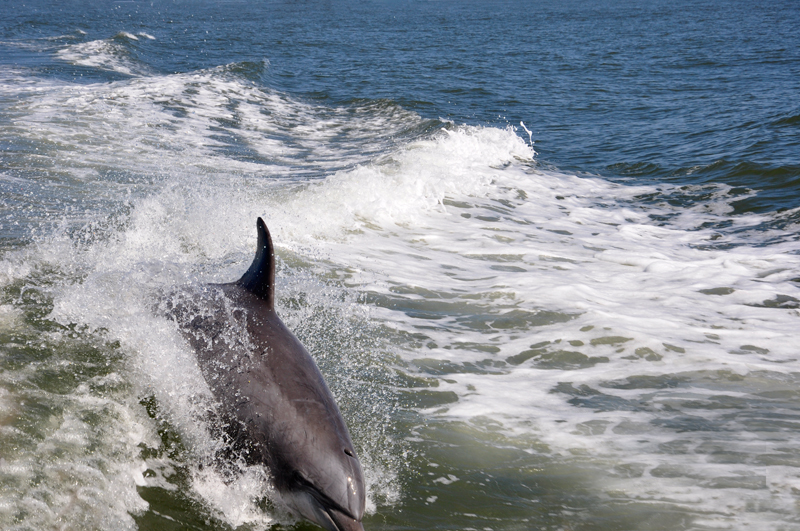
[326,506,365,531]
[281,484,365,531]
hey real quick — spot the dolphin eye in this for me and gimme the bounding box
[344,448,354,457]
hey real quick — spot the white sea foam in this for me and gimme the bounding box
[0,371,155,531]
[4,63,424,193]
[56,37,148,76]
[191,465,275,529]
[4,58,800,528]
[249,124,800,527]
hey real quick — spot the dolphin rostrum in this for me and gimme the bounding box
[162,217,366,531]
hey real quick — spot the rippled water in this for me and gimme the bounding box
[2,1,800,530]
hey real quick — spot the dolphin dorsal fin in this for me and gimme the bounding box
[236,217,275,308]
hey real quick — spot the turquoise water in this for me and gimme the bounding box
[2,1,800,530]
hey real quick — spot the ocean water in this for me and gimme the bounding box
[1,1,800,530]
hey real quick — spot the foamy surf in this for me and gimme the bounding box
[2,17,800,529]
[260,124,800,528]
[56,34,152,77]
[10,116,797,529]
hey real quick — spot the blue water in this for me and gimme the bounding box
[5,0,799,183]
[2,1,800,530]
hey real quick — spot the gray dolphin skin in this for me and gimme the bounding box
[162,217,366,531]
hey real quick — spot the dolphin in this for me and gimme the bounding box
[161,217,366,531]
